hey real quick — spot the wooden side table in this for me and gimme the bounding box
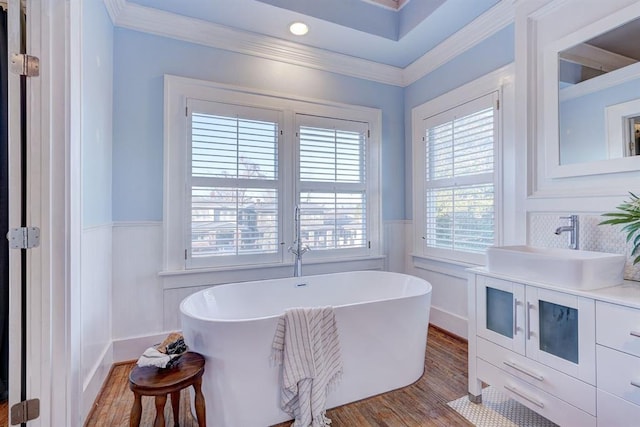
[129,351,206,427]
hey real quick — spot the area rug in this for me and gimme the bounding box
[447,387,558,427]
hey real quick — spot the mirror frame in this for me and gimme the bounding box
[543,1,640,178]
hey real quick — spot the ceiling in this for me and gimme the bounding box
[123,0,503,69]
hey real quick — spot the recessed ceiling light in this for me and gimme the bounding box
[289,22,309,36]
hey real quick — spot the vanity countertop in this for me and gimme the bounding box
[469,267,640,310]
[589,281,640,310]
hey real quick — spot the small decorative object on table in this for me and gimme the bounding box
[600,192,640,265]
[137,332,188,369]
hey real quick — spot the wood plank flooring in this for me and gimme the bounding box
[85,325,472,426]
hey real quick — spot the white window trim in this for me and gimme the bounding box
[163,75,382,274]
[411,65,513,266]
[296,114,371,259]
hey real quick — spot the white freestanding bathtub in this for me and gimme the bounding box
[179,270,432,427]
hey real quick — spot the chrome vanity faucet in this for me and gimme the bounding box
[554,214,579,250]
[288,205,310,277]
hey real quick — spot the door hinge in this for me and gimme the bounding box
[7,227,41,249]
[11,398,40,425]
[10,53,40,77]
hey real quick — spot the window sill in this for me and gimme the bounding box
[160,255,386,290]
[411,253,484,279]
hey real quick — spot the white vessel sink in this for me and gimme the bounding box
[486,245,626,290]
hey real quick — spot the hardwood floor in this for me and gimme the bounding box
[85,326,473,426]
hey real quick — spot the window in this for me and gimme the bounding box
[163,76,381,272]
[187,100,282,268]
[297,115,369,255]
[413,90,500,264]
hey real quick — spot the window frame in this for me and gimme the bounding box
[296,114,372,260]
[412,71,506,266]
[163,75,381,273]
[186,99,284,268]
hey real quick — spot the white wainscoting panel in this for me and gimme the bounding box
[112,222,165,340]
[81,224,113,419]
[112,332,171,363]
[163,285,210,332]
[403,221,474,338]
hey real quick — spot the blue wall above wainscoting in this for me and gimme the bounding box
[112,29,405,222]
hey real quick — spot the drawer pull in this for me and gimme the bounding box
[504,384,545,409]
[526,302,533,340]
[513,298,519,336]
[503,361,544,381]
[631,381,640,389]
[630,331,640,338]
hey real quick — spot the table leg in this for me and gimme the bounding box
[193,378,207,427]
[129,392,142,427]
[170,390,181,427]
[154,394,167,427]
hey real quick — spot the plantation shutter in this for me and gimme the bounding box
[187,99,281,267]
[297,115,369,253]
[423,92,497,253]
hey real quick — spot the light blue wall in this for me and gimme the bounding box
[82,0,113,227]
[559,77,640,164]
[112,29,405,222]
[403,24,515,218]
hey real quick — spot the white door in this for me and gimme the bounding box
[7,0,57,425]
[6,0,29,423]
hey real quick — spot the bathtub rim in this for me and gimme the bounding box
[179,270,432,323]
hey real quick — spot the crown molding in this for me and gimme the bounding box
[102,0,126,24]
[107,1,405,86]
[105,0,515,88]
[403,0,515,86]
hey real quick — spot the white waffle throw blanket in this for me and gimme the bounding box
[272,307,343,427]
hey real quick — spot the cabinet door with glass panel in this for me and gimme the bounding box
[477,275,595,383]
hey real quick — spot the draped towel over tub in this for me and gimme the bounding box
[272,306,343,427]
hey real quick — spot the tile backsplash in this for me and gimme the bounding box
[529,213,640,282]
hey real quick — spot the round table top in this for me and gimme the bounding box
[129,352,205,394]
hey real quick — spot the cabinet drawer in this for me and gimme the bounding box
[597,345,640,406]
[596,301,640,356]
[476,358,596,427]
[597,389,640,427]
[477,337,596,414]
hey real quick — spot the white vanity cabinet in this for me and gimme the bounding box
[469,272,597,426]
[595,301,640,425]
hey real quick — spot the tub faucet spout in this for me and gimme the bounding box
[288,205,310,277]
[554,215,579,250]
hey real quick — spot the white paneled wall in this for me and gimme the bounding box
[112,222,165,340]
[163,285,209,331]
[403,222,472,339]
[81,225,113,419]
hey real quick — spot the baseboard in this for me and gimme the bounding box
[429,306,468,340]
[82,343,114,421]
[112,331,178,362]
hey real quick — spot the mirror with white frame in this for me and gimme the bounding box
[544,7,640,178]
